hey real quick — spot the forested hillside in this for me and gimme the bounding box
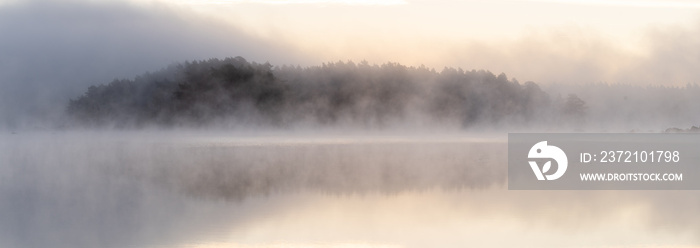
[67,57,581,128]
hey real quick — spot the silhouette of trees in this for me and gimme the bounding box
[67,56,559,128]
[562,94,587,118]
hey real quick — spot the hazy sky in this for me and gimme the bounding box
[1,0,700,127]
[2,0,700,83]
[156,0,700,85]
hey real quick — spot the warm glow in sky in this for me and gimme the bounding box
[141,0,700,85]
[177,0,408,5]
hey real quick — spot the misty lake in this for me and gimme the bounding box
[1,131,698,248]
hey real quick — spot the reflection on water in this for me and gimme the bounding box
[0,131,698,248]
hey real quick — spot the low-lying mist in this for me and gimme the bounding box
[3,1,700,248]
[0,131,505,247]
[1,132,699,248]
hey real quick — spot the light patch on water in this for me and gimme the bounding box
[166,189,699,248]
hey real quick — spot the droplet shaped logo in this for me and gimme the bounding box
[528,141,568,180]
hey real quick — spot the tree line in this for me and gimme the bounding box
[67,57,585,128]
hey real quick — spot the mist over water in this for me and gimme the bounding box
[1,131,699,248]
[2,1,700,247]
[3,54,700,247]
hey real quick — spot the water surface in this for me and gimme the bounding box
[1,131,697,248]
